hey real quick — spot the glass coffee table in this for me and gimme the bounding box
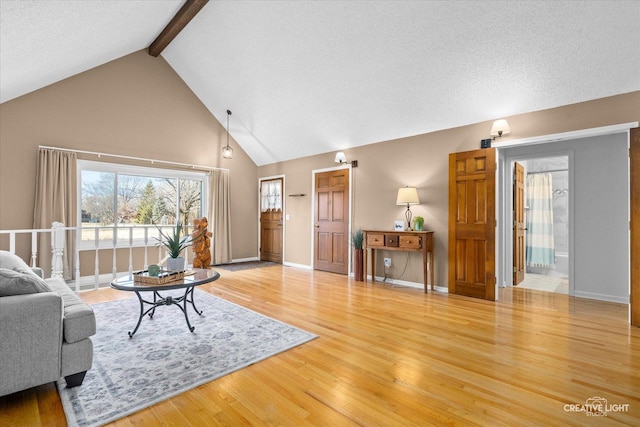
[110,268,220,337]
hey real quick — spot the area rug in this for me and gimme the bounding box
[57,289,317,427]
[215,260,279,271]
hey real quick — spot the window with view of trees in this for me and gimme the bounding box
[78,161,208,246]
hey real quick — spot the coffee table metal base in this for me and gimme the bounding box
[128,286,202,338]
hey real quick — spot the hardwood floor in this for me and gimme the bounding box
[2,265,639,426]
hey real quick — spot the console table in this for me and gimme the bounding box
[363,230,434,292]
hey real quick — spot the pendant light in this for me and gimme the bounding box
[222,109,233,159]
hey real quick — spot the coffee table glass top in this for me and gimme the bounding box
[111,268,220,292]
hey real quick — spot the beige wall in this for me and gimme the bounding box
[259,91,640,287]
[1,50,638,282]
[0,50,258,261]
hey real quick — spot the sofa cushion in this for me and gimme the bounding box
[0,251,40,278]
[0,268,52,296]
[45,278,96,343]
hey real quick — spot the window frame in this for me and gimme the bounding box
[77,160,209,250]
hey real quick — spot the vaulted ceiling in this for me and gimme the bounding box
[1,1,639,166]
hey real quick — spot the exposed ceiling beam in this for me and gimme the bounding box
[148,0,209,57]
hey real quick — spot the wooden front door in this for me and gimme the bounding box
[314,169,349,274]
[631,127,639,326]
[513,161,525,285]
[260,178,283,263]
[448,148,496,300]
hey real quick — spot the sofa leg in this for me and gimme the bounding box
[65,371,87,388]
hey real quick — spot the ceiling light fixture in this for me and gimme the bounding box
[222,109,233,159]
[490,119,511,140]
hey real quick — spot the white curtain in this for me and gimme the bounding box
[33,148,77,279]
[209,169,232,264]
[525,174,555,268]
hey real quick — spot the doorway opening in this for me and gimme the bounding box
[514,156,570,294]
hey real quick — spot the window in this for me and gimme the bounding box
[78,160,208,247]
[260,178,282,212]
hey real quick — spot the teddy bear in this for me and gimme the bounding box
[192,217,212,269]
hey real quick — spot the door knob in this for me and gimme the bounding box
[314,224,320,228]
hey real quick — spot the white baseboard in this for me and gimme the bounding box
[363,275,446,293]
[228,257,260,263]
[72,266,447,293]
[73,273,118,291]
[283,262,312,270]
[574,291,629,304]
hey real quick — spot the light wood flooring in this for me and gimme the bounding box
[1,265,639,426]
[517,273,569,294]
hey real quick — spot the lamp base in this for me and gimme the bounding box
[405,206,413,231]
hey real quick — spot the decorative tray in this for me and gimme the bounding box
[133,270,184,284]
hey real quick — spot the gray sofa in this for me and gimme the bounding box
[0,251,96,396]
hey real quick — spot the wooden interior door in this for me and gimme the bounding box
[631,127,639,326]
[513,161,525,285]
[314,169,349,274]
[448,148,496,300]
[260,178,283,263]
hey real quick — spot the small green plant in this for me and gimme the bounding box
[155,223,194,258]
[413,216,424,230]
[351,227,364,249]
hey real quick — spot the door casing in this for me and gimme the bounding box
[258,175,285,262]
[494,122,637,301]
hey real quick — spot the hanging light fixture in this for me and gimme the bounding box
[222,109,233,159]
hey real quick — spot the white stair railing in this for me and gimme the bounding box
[1,223,190,292]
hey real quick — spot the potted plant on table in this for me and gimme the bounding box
[413,216,425,231]
[155,222,194,272]
[351,227,364,281]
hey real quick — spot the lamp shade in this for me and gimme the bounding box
[396,187,420,205]
[490,119,511,137]
[335,151,347,164]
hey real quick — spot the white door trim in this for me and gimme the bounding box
[493,122,638,149]
[495,121,637,299]
[258,175,285,262]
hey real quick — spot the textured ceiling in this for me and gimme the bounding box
[2,1,639,166]
[0,0,183,103]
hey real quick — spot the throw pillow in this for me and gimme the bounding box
[0,250,40,277]
[0,268,52,296]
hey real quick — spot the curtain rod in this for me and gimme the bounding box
[38,145,229,172]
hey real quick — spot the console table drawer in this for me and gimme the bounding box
[366,233,385,247]
[385,234,399,247]
[399,235,422,249]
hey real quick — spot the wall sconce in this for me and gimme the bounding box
[396,186,420,230]
[490,119,511,140]
[334,151,358,167]
[222,109,233,159]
